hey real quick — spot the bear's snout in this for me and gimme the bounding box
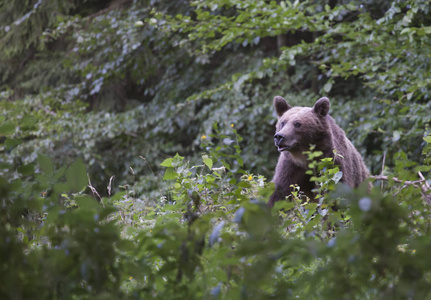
[274,133,295,152]
[274,133,285,146]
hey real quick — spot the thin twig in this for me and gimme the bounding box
[372,174,431,204]
[418,171,431,204]
[130,167,136,204]
[87,173,104,207]
[107,175,115,197]
[140,156,163,197]
[371,175,427,185]
[37,105,57,116]
[418,171,431,189]
[124,131,138,138]
[380,150,386,190]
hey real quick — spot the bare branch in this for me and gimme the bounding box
[37,105,57,116]
[371,175,427,186]
[372,174,431,204]
[380,151,386,190]
[107,175,115,197]
[418,171,431,204]
[87,173,104,207]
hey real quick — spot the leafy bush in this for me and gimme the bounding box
[2,0,431,196]
[2,0,431,298]
[2,121,431,298]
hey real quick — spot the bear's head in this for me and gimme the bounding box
[273,96,330,155]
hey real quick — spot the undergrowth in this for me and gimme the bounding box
[1,123,431,299]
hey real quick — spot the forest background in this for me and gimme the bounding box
[1,0,431,299]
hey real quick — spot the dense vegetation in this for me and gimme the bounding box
[1,0,431,298]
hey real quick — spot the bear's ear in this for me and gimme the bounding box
[313,97,330,117]
[274,96,291,117]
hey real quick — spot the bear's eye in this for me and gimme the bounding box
[294,122,301,128]
[280,121,285,128]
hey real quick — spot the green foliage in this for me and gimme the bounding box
[3,123,431,298]
[2,0,429,192]
[424,133,431,166]
[0,115,122,298]
[152,0,431,171]
[1,0,431,298]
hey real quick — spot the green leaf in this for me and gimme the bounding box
[21,115,38,129]
[424,26,431,34]
[304,215,321,229]
[172,153,184,167]
[75,195,99,211]
[5,138,21,149]
[149,17,157,25]
[0,121,15,136]
[393,130,401,142]
[273,201,295,211]
[323,81,333,93]
[134,20,144,27]
[203,155,213,170]
[237,181,251,188]
[37,154,53,175]
[66,158,87,192]
[424,135,431,143]
[305,203,318,211]
[116,239,136,252]
[163,167,178,180]
[400,28,411,35]
[333,171,343,184]
[18,163,34,176]
[160,157,173,167]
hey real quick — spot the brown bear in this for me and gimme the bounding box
[268,96,369,207]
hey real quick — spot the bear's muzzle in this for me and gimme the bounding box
[274,133,295,152]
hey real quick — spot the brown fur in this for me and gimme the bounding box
[268,96,369,207]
